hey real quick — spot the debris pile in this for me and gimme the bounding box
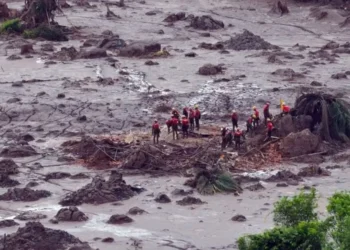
[224,30,280,51]
[198,64,225,76]
[163,12,186,22]
[190,15,224,30]
[176,196,206,206]
[0,219,18,228]
[107,214,133,224]
[0,188,51,202]
[59,171,137,205]
[0,145,38,158]
[297,165,331,177]
[54,206,89,222]
[0,159,19,175]
[0,174,19,187]
[0,222,92,250]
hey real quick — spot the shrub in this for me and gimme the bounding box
[327,192,350,220]
[23,25,68,41]
[273,188,318,227]
[0,18,22,33]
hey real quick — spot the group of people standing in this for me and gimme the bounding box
[152,106,201,143]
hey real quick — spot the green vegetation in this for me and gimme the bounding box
[238,189,350,250]
[0,18,22,33]
[23,25,68,41]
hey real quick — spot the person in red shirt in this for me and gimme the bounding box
[231,110,238,130]
[181,116,189,138]
[152,120,160,144]
[234,128,242,150]
[246,115,254,136]
[172,108,180,119]
[253,106,260,128]
[267,118,274,140]
[189,108,195,131]
[183,107,189,118]
[166,118,172,134]
[263,102,271,124]
[194,106,201,130]
[282,103,290,116]
[171,116,179,140]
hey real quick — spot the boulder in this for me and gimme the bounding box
[0,174,20,187]
[0,145,38,158]
[14,211,47,221]
[0,159,19,175]
[107,214,133,224]
[20,44,34,55]
[190,15,224,30]
[155,193,171,203]
[176,196,205,206]
[128,207,147,215]
[280,129,320,157]
[276,114,313,137]
[55,206,88,222]
[0,188,51,201]
[231,214,247,222]
[119,42,161,57]
[45,172,71,181]
[198,64,224,75]
[0,219,19,228]
[297,165,331,177]
[163,12,186,22]
[96,37,126,50]
[78,48,107,59]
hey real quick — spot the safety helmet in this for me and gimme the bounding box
[172,107,175,110]
[232,110,236,113]
[195,104,198,108]
[154,119,158,122]
[182,115,186,118]
[252,114,256,118]
[282,102,285,106]
[253,106,256,110]
[267,118,271,121]
[266,102,270,105]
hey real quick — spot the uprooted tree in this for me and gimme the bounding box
[21,0,58,28]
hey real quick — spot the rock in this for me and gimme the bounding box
[59,171,136,206]
[12,82,23,87]
[18,133,35,142]
[0,174,20,187]
[310,7,328,20]
[145,10,159,16]
[281,129,320,157]
[55,206,88,222]
[276,114,313,137]
[57,155,75,162]
[245,183,265,191]
[331,73,347,79]
[45,172,71,181]
[163,12,186,22]
[70,173,90,179]
[322,41,340,50]
[231,214,247,222]
[119,42,161,57]
[102,237,114,243]
[26,181,39,188]
[20,44,34,55]
[50,47,78,61]
[77,115,87,122]
[37,91,47,97]
[272,68,305,80]
[0,188,51,201]
[41,43,55,52]
[157,29,164,34]
[0,145,37,158]
[107,214,133,224]
[7,97,21,103]
[78,48,107,59]
[198,64,224,75]
[266,170,302,183]
[0,222,93,250]
[185,52,197,57]
[15,211,47,221]
[7,55,22,60]
[224,30,279,50]
[128,207,147,215]
[0,159,19,175]
[171,188,194,196]
[190,15,224,30]
[96,37,126,50]
[276,182,288,187]
[272,87,280,91]
[298,165,331,177]
[311,81,322,86]
[155,193,171,203]
[176,196,205,206]
[199,42,224,50]
[201,32,211,37]
[270,0,289,15]
[0,219,19,228]
[57,93,65,99]
[145,60,159,66]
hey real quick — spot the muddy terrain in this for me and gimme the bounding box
[2,0,350,249]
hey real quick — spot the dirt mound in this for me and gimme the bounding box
[223,30,279,51]
[280,129,320,157]
[308,49,338,63]
[176,196,205,206]
[78,48,107,59]
[275,114,313,137]
[0,222,92,250]
[271,68,305,80]
[70,173,90,179]
[55,206,88,222]
[245,183,265,191]
[96,37,126,50]
[198,64,224,75]
[119,42,161,57]
[50,46,78,61]
[266,170,302,183]
[0,159,19,175]
[297,165,331,177]
[0,145,38,158]
[45,172,71,181]
[171,188,194,196]
[309,7,328,20]
[199,42,224,50]
[107,214,133,224]
[0,174,20,187]
[164,12,186,22]
[59,171,137,206]
[231,214,247,222]
[128,207,147,215]
[0,188,51,202]
[190,15,224,30]
[155,193,171,203]
[0,219,18,228]
[62,136,131,169]
[14,211,47,221]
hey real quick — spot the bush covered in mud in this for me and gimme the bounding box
[23,25,68,41]
[238,189,350,250]
[0,18,22,33]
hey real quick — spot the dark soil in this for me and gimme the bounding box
[190,15,224,30]
[266,170,302,183]
[107,214,133,224]
[0,219,19,229]
[55,206,89,222]
[70,173,90,179]
[0,174,20,187]
[14,211,47,221]
[0,222,92,250]
[45,172,71,181]
[0,145,38,158]
[155,193,171,203]
[128,207,147,215]
[176,196,205,206]
[59,171,136,206]
[0,188,51,202]
[171,188,194,196]
[245,183,265,191]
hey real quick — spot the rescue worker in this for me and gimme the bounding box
[194,105,201,130]
[152,120,160,144]
[166,118,172,134]
[263,102,271,124]
[282,102,290,116]
[246,115,253,135]
[253,106,260,128]
[189,108,195,131]
[181,115,189,138]
[234,128,242,150]
[171,116,179,140]
[183,107,189,118]
[231,110,238,130]
[221,127,232,150]
[172,108,180,119]
[267,118,274,140]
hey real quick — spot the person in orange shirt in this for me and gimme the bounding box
[181,116,189,138]
[266,118,274,140]
[189,108,195,131]
[282,102,290,116]
[252,106,260,128]
[246,115,254,135]
[171,116,179,140]
[152,120,160,144]
[234,128,243,150]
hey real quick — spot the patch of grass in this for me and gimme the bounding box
[0,18,22,33]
